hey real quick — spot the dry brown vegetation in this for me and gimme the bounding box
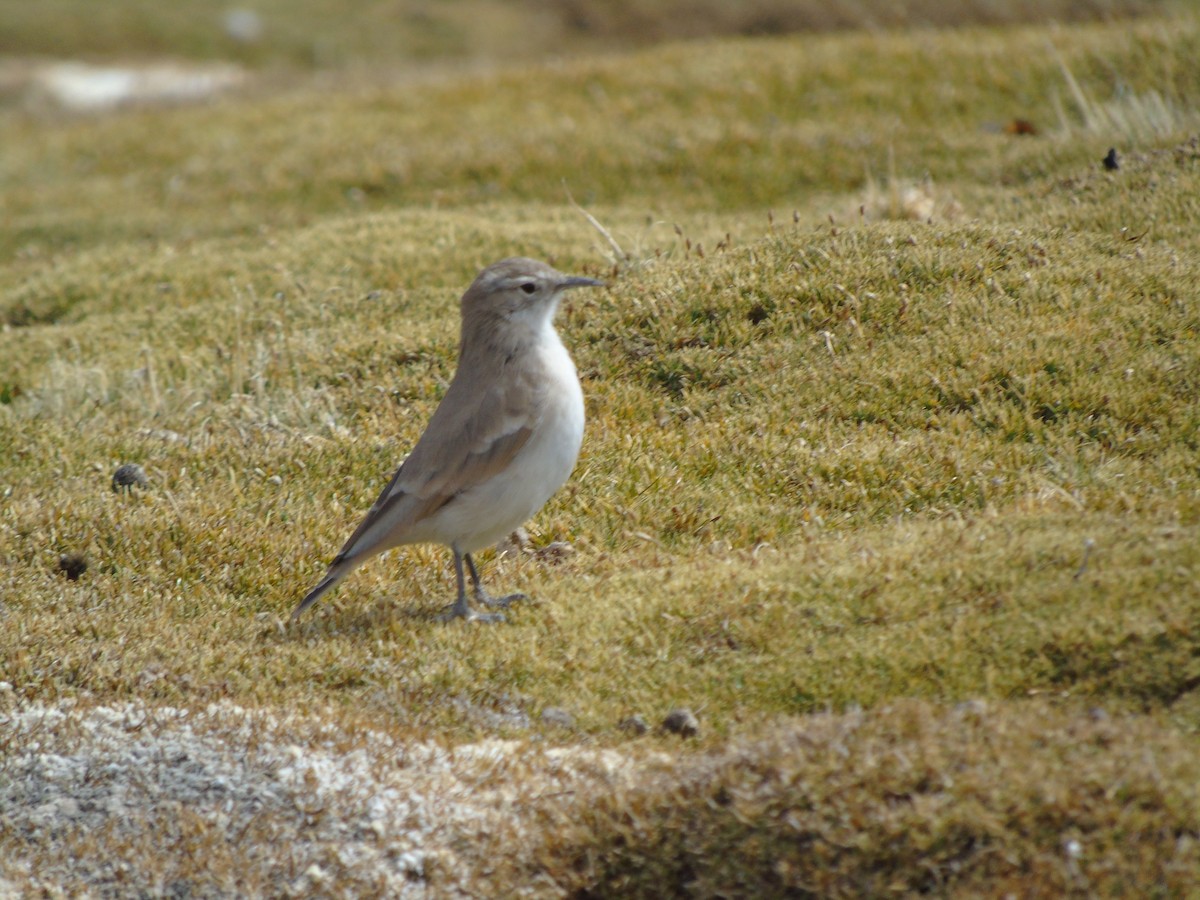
[536,701,1200,895]
[2,0,1199,896]
[548,0,1161,43]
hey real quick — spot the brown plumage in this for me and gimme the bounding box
[291,257,603,622]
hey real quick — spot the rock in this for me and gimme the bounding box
[954,699,988,719]
[58,553,88,581]
[495,528,530,557]
[223,9,264,43]
[31,61,245,112]
[112,463,149,492]
[534,541,575,563]
[618,715,649,736]
[661,708,700,738]
[540,707,575,729]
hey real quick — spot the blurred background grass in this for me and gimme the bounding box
[0,0,1166,67]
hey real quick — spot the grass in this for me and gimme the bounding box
[2,2,1200,895]
[0,0,1165,66]
[533,700,1200,895]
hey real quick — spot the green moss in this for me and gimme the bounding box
[2,6,1200,895]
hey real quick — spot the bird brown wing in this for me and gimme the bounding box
[328,361,544,566]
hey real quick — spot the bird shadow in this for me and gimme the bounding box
[265,598,444,643]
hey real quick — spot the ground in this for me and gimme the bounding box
[1,1,1198,895]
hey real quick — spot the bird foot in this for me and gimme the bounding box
[476,591,527,609]
[438,602,506,624]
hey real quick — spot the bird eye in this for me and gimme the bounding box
[520,282,536,294]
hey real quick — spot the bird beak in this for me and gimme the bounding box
[560,276,606,290]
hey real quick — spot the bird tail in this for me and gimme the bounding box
[290,556,354,621]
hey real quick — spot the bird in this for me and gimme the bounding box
[291,257,604,623]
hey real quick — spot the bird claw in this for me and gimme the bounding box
[438,602,506,624]
[476,591,527,609]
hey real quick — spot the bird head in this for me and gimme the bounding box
[461,257,605,325]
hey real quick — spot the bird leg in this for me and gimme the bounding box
[440,548,505,623]
[465,552,527,608]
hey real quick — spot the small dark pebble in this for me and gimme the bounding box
[112,463,149,493]
[618,715,649,736]
[540,707,575,729]
[1103,148,1120,171]
[746,302,771,325]
[662,708,700,738]
[533,540,575,563]
[1004,118,1038,136]
[58,553,88,581]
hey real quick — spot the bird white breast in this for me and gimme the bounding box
[437,325,584,553]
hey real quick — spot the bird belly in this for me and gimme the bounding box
[426,342,584,552]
